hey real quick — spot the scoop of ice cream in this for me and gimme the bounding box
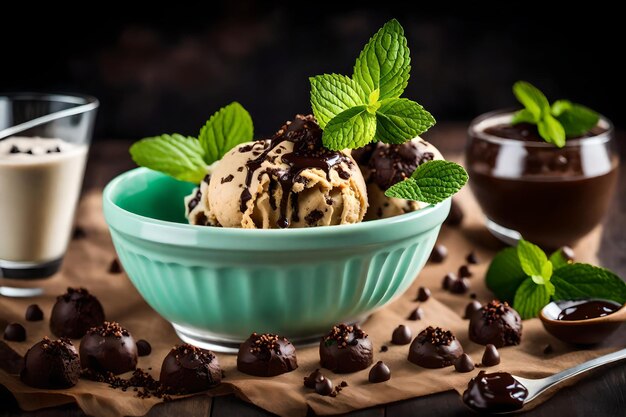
[185,114,368,228]
[352,138,444,220]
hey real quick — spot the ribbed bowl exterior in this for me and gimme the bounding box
[103,168,449,341]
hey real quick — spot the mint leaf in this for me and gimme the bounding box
[310,74,366,129]
[537,113,566,147]
[552,100,600,137]
[486,247,527,303]
[385,160,468,204]
[130,134,208,183]
[353,19,410,101]
[517,240,548,277]
[513,278,554,319]
[549,248,572,270]
[513,81,550,120]
[552,264,626,304]
[322,106,376,150]
[511,108,538,125]
[198,102,253,165]
[374,98,435,144]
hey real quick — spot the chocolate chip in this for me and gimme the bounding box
[109,259,122,274]
[72,226,87,239]
[340,381,348,387]
[407,307,424,321]
[543,344,554,355]
[416,286,431,302]
[25,304,44,321]
[304,369,324,389]
[4,323,26,342]
[444,199,463,226]
[466,251,479,264]
[449,278,470,294]
[315,376,334,396]
[482,344,501,366]
[442,273,456,290]
[391,325,412,345]
[464,300,483,319]
[429,244,448,263]
[470,293,477,299]
[368,361,391,383]
[458,265,472,278]
[220,174,234,184]
[380,345,389,352]
[454,353,475,373]
[136,339,152,357]
[9,145,20,154]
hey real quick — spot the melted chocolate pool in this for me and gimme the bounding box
[463,371,528,413]
[557,300,621,321]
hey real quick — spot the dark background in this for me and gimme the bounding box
[1,3,622,140]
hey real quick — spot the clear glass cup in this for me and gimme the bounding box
[0,93,98,296]
[466,110,619,250]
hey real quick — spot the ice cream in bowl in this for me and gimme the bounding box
[102,20,468,352]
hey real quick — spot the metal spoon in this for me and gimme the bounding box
[513,347,626,408]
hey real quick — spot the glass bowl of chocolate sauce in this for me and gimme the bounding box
[466,110,618,249]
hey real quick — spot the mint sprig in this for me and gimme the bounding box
[511,81,600,148]
[309,19,435,151]
[130,102,253,183]
[486,239,626,319]
[385,160,468,204]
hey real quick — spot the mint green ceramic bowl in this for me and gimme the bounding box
[103,168,450,352]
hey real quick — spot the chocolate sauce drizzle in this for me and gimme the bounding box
[240,114,349,228]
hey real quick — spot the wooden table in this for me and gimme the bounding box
[2,124,625,417]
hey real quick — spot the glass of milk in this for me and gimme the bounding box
[0,93,98,296]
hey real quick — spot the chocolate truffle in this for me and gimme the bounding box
[469,300,522,347]
[368,361,391,383]
[304,369,325,389]
[454,353,475,373]
[20,337,80,389]
[429,244,448,263]
[136,339,152,357]
[408,326,464,368]
[237,333,298,377]
[4,323,26,342]
[50,287,105,339]
[319,324,373,373]
[416,287,431,302]
[79,321,138,375]
[391,325,412,345]
[482,344,501,366]
[25,304,44,321]
[160,344,222,393]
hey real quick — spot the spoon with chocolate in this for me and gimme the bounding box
[539,298,626,345]
[463,347,626,413]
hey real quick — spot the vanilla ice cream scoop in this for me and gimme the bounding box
[352,138,444,220]
[186,114,368,229]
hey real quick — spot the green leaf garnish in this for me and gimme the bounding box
[513,278,554,320]
[198,102,253,165]
[353,19,410,101]
[130,102,253,183]
[511,81,600,148]
[130,134,208,183]
[310,19,434,150]
[309,74,365,129]
[385,160,468,204]
[486,239,626,319]
[374,99,435,144]
[551,100,600,137]
[552,264,626,304]
[323,106,376,150]
[485,247,527,303]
